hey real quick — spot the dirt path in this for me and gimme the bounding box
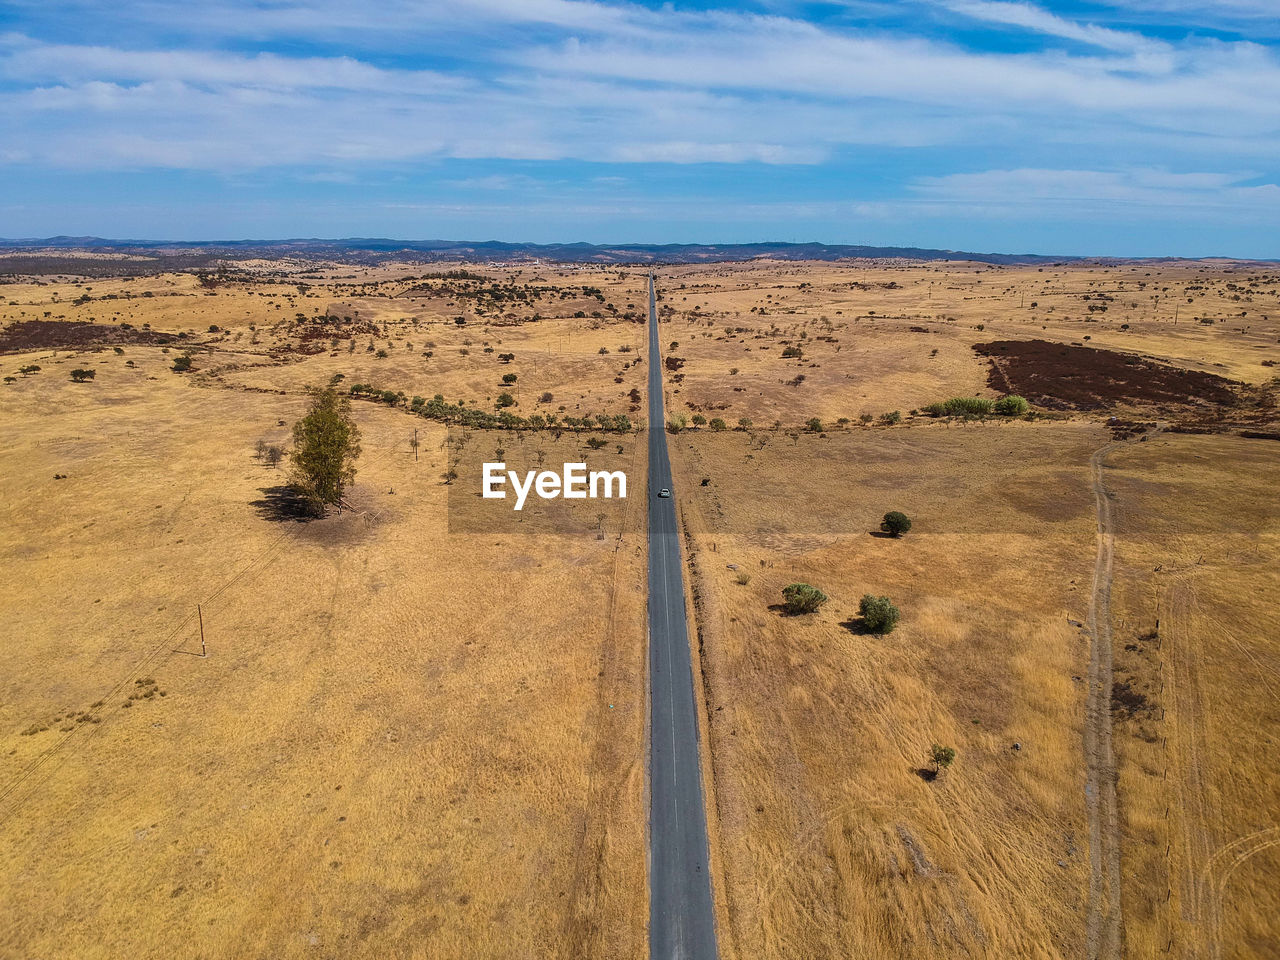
[1084,438,1127,960]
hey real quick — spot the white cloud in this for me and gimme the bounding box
[911,166,1280,215]
[942,1,1165,53]
[0,0,1278,186]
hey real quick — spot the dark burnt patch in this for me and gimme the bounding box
[974,339,1240,411]
[0,319,180,353]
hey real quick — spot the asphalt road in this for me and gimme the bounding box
[647,274,719,960]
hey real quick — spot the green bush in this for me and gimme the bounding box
[859,594,900,633]
[709,418,727,431]
[805,417,823,433]
[171,355,193,373]
[925,396,994,419]
[994,394,1030,416]
[781,345,803,359]
[70,368,96,382]
[781,583,828,615]
[880,511,911,537]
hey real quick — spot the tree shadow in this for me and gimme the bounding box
[840,617,874,635]
[914,767,938,783]
[251,485,318,523]
[767,603,818,618]
[868,530,897,539]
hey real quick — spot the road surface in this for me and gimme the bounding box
[646,274,719,960]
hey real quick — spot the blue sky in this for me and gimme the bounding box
[1,0,1277,256]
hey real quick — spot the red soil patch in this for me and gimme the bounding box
[974,339,1240,411]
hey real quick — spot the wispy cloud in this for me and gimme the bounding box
[0,1,1276,253]
[911,166,1280,217]
[942,1,1165,53]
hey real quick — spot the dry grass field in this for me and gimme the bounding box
[0,266,649,959]
[1,254,1278,959]
[657,258,1278,958]
[657,259,1279,426]
[671,422,1107,958]
[1104,434,1280,960]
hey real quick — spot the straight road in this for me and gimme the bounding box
[647,274,719,960]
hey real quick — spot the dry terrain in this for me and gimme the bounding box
[657,258,1279,958]
[0,262,650,959]
[2,254,1278,959]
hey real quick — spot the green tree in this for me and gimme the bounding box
[926,396,994,419]
[496,392,516,408]
[859,594,900,634]
[502,373,518,385]
[70,368,96,382]
[692,413,707,428]
[880,511,912,537]
[805,417,823,433]
[709,418,727,431]
[930,744,956,776]
[171,355,193,373]
[781,583,828,615]
[290,388,361,514]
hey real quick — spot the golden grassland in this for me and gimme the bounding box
[1,255,1278,959]
[0,318,646,958]
[671,423,1108,959]
[0,264,651,418]
[1103,434,1280,960]
[656,259,1280,424]
[653,258,1278,958]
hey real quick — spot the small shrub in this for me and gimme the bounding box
[781,582,828,615]
[805,417,823,433]
[859,594,900,634]
[171,355,193,373]
[930,744,956,775]
[735,571,751,585]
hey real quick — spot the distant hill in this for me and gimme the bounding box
[0,236,1083,266]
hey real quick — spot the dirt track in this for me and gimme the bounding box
[1084,437,1129,960]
